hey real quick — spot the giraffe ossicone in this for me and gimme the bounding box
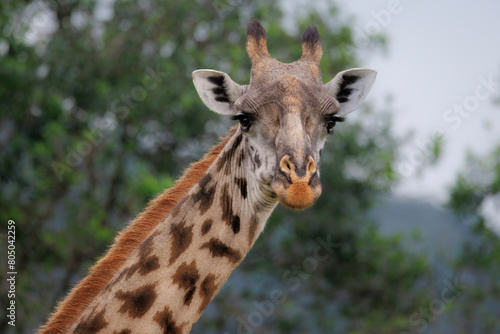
[40,21,376,334]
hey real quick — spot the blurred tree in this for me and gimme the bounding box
[0,0,432,333]
[446,146,500,334]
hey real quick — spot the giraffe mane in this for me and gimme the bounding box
[39,126,238,334]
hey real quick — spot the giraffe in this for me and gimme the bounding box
[39,21,376,334]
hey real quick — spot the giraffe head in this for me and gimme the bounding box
[193,21,376,210]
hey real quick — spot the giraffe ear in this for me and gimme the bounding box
[324,69,377,116]
[192,69,247,116]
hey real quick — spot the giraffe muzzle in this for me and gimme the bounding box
[271,154,322,210]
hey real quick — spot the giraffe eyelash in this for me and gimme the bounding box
[323,114,345,123]
[324,114,345,134]
[231,112,255,132]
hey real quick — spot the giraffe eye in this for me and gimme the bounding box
[325,115,345,135]
[231,113,254,132]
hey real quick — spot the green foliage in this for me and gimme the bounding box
[446,145,500,333]
[448,147,500,213]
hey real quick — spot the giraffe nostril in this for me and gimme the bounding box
[306,156,317,175]
[279,155,319,181]
[279,155,294,175]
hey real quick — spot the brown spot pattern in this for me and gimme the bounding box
[126,230,162,279]
[74,309,108,334]
[221,184,241,234]
[254,152,262,168]
[138,230,161,257]
[170,196,188,218]
[153,307,183,334]
[169,220,193,265]
[106,266,129,291]
[172,260,200,306]
[192,174,216,215]
[201,219,213,236]
[132,255,160,276]
[217,134,243,174]
[108,231,161,287]
[200,238,242,264]
[114,257,160,284]
[199,274,219,313]
[248,215,259,247]
[113,330,132,334]
[235,177,248,199]
[116,283,158,319]
[237,149,245,167]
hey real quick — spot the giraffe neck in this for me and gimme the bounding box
[69,129,278,333]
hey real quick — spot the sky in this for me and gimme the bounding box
[334,0,500,202]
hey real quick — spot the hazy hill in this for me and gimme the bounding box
[371,195,469,262]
